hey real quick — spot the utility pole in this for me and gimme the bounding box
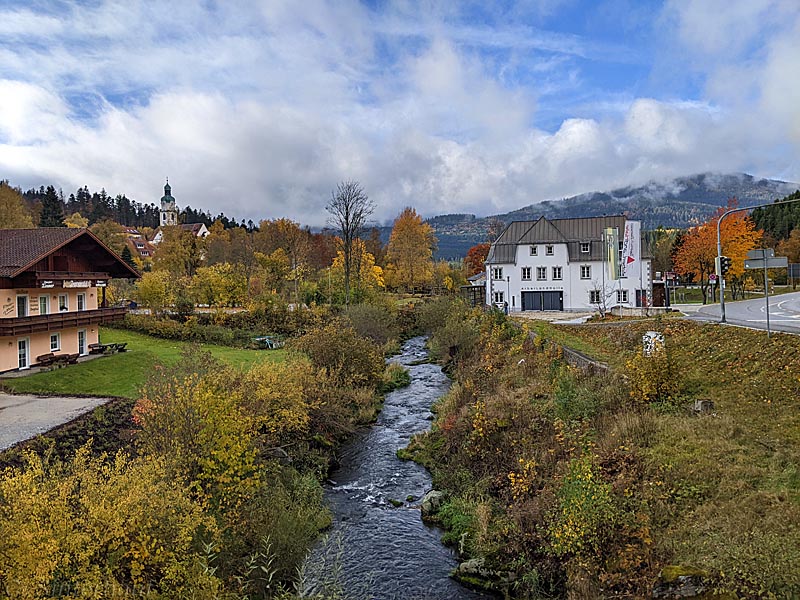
[717,197,800,324]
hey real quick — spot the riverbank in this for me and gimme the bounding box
[404,304,800,598]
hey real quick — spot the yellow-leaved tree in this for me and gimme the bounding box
[330,238,384,302]
[0,181,33,228]
[385,207,437,291]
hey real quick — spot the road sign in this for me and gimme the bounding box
[747,248,775,259]
[708,274,717,283]
[745,256,789,270]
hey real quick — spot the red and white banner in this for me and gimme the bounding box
[619,220,640,280]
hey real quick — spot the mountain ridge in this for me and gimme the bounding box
[425,172,798,258]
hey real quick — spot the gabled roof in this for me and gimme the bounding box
[519,217,567,244]
[486,215,632,265]
[0,228,140,279]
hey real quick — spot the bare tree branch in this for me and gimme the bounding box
[326,181,375,304]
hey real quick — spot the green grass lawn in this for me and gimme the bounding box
[1,328,285,399]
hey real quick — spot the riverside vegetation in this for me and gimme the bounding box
[404,299,800,598]
[0,302,418,599]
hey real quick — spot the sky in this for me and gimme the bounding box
[0,0,798,227]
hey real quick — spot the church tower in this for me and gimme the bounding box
[160,179,178,226]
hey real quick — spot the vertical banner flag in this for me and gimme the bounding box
[604,227,619,280]
[619,220,640,280]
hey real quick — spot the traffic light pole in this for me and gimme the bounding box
[716,197,800,324]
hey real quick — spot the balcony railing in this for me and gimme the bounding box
[0,307,128,336]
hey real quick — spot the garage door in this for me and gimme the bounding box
[521,291,563,311]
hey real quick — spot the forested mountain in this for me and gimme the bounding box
[426,172,799,259]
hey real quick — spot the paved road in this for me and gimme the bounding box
[0,393,110,451]
[693,290,800,334]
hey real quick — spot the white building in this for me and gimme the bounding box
[485,215,651,312]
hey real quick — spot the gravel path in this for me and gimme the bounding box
[0,393,111,451]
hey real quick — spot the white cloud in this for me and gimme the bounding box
[0,0,797,227]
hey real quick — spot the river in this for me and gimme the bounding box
[301,336,490,599]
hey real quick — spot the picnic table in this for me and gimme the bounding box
[36,353,79,368]
[89,342,128,355]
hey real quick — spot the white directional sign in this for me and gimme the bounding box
[745,256,788,270]
[747,248,775,259]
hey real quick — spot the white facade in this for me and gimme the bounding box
[485,216,652,312]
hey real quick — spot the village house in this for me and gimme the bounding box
[0,228,139,372]
[485,215,652,312]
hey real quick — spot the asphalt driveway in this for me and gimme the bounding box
[0,393,111,451]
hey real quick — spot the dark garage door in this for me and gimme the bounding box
[522,291,563,311]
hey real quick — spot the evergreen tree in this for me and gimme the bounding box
[121,244,138,270]
[39,185,65,227]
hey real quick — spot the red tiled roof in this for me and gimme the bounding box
[0,228,140,279]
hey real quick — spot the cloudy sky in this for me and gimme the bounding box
[0,0,798,226]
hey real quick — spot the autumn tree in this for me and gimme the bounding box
[673,199,761,303]
[256,219,310,303]
[153,228,204,277]
[385,207,437,291]
[330,239,384,302]
[464,243,491,276]
[38,185,65,227]
[90,219,125,255]
[0,181,33,228]
[64,212,89,228]
[326,181,374,304]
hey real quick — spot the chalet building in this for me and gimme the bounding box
[124,228,156,260]
[0,228,139,372]
[485,215,652,312]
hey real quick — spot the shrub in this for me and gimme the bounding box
[289,321,384,389]
[342,303,398,345]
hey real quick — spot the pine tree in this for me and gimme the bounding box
[39,185,65,227]
[121,244,138,270]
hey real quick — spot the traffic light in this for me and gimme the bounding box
[720,256,732,276]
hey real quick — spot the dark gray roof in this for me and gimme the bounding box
[486,215,641,265]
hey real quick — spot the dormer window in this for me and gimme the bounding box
[580,242,590,253]
[545,245,554,256]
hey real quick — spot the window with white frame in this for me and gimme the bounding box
[493,291,505,304]
[536,266,547,280]
[521,266,532,280]
[529,245,537,256]
[39,296,49,315]
[58,294,68,311]
[545,245,554,256]
[552,266,563,280]
[589,290,601,303]
[492,267,503,280]
[77,293,86,311]
[580,265,591,279]
[580,242,590,253]
[50,333,60,352]
[617,289,629,303]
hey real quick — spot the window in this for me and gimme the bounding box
[552,266,563,280]
[536,266,547,281]
[529,245,538,256]
[58,294,68,311]
[16,295,28,317]
[50,333,60,352]
[580,242,590,253]
[521,266,532,280]
[77,293,86,311]
[580,265,591,279]
[39,296,49,315]
[493,291,505,304]
[590,290,601,303]
[136,242,144,248]
[492,267,503,280]
[617,289,629,303]
[545,245,554,256]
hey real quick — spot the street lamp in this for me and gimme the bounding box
[717,197,800,323]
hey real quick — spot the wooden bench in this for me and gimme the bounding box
[89,343,104,355]
[36,353,56,367]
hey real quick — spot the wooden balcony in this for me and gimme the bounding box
[0,307,129,336]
